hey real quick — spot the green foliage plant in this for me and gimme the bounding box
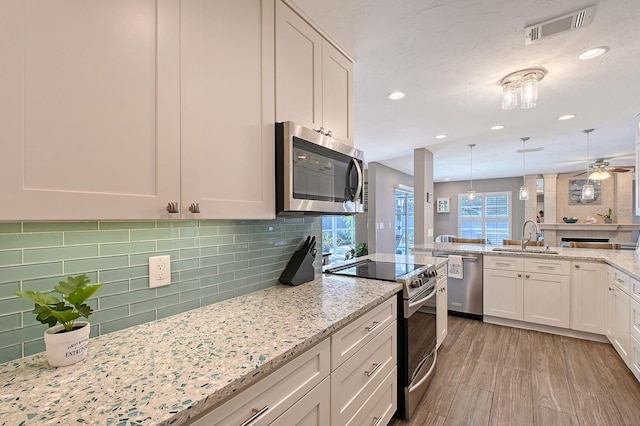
[597,207,613,220]
[345,242,369,260]
[15,274,102,332]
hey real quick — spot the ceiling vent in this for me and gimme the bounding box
[525,5,595,45]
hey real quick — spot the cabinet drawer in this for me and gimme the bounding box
[188,338,330,426]
[524,258,569,275]
[485,256,523,270]
[612,268,630,294]
[331,296,396,370]
[631,277,640,304]
[345,367,397,426]
[631,335,640,383]
[331,321,397,426]
[272,376,330,426]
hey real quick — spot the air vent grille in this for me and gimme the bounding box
[525,5,595,44]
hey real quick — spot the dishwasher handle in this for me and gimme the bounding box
[434,253,478,261]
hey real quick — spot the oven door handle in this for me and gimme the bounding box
[409,349,437,392]
[408,285,437,310]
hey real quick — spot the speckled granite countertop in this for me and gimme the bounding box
[412,242,640,280]
[0,253,441,426]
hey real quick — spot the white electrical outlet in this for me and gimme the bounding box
[149,255,171,288]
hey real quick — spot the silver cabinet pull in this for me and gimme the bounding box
[575,264,580,268]
[365,321,382,333]
[525,274,530,279]
[373,415,383,426]
[536,265,555,270]
[496,262,511,266]
[166,202,179,214]
[240,406,269,426]
[189,202,200,213]
[365,362,381,377]
[326,129,332,137]
[517,273,522,278]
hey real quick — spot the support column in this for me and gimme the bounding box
[414,148,434,245]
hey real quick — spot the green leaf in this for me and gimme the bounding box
[76,304,92,319]
[54,274,91,295]
[14,290,60,306]
[65,284,102,306]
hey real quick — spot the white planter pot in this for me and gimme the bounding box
[43,321,90,367]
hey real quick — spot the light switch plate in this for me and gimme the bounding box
[149,255,171,288]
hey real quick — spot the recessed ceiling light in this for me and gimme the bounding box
[388,91,406,100]
[557,114,576,121]
[435,134,447,139]
[490,125,505,130]
[578,46,609,60]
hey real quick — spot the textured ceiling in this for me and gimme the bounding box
[292,0,640,182]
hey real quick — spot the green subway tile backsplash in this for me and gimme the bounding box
[0,218,321,364]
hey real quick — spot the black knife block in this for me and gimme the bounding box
[279,246,315,286]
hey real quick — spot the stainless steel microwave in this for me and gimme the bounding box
[276,122,364,216]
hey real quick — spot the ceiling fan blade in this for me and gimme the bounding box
[573,171,587,177]
[609,167,632,173]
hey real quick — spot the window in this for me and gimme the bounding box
[322,216,356,263]
[458,192,511,244]
[395,188,414,255]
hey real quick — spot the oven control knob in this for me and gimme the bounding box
[410,278,422,288]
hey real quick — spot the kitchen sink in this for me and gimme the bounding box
[491,247,559,255]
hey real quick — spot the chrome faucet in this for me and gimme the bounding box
[521,219,540,250]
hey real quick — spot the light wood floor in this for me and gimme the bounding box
[390,315,640,426]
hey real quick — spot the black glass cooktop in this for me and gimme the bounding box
[326,260,424,282]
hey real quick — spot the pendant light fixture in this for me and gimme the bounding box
[581,129,596,200]
[519,137,530,200]
[467,144,476,201]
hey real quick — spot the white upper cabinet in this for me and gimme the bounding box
[0,0,181,220]
[180,0,275,219]
[275,0,354,145]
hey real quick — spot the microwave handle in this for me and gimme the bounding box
[351,159,363,202]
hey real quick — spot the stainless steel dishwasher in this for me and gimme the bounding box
[433,251,483,319]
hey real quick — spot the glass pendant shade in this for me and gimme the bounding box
[520,74,539,109]
[467,144,476,201]
[467,189,476,201]
[588,170,612,180]
[519,185,530,200]
[582,182,595,200]
[501,83,518,110]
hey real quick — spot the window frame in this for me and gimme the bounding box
[457,191,512,244]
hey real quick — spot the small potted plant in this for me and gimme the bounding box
[15,274,102,367]
[345,242,368,260]
[597,207,613,224]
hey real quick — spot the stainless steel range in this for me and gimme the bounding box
[325,259,438,419]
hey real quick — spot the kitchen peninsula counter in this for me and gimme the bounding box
[412,242,640,280]
[0,253,441,426]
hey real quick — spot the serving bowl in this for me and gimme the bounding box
[563,217,578,223]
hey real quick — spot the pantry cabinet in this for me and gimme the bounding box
[571,261,606,334]
[275,0,354,145]
[0,0,181,220]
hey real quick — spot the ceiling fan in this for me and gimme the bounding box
[573,158,634,178]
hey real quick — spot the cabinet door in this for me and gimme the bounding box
[321,40,354,145]
[483,268,523,320]
[436,278,448,347]
[275,0,322,131]
[571,261,606,334]
[0,0,180,220]
[180,0,275,219]
[524,272,570,328]
[613,287,630,364]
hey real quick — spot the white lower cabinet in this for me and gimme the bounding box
[436,270,448,348]
[523,272,570,328]
[571,261,606,334]
[272,377,330,426]
[607,266,630,365]
[187,338,330,426]
[483,256,524,320]
[185,296,397,426]
[630,335,640,382]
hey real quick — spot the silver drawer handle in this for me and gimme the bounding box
[495,262,511,266]
[616,278,625,284]
[373,415,383,426]
[240,406,269,426]
[536,265,555,270]
[365,321,382,333]
[365,362,382,377]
